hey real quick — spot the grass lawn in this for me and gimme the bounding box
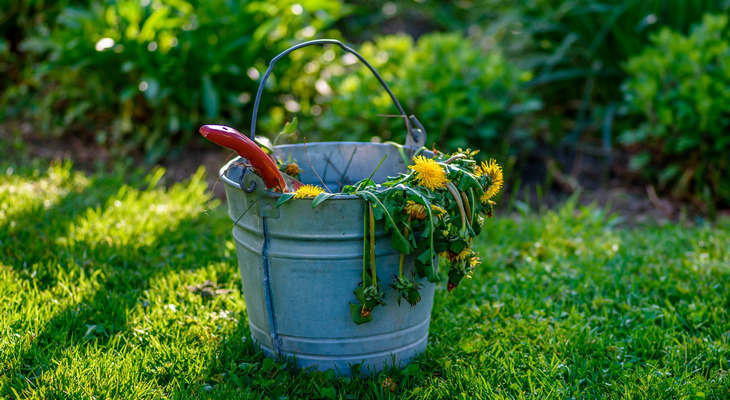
[1,160,729,399]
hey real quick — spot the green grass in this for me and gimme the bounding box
[1,160,729,399]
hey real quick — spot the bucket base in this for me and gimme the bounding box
[250,318,430,376]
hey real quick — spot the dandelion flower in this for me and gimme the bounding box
[282,162,300,177]
[439,247,472,262]
[468,254,481,268]
[409,156,449,190]
[431,204,447,219]
[381,377,397,393]
[457,148,480,157]
[455,247,472,261]
[476,159,503,202]
[404,200,427,220]
[293,184,325,198]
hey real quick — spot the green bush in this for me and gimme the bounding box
[264,32,539,159]
[444,0,730,166]
[0,0,87,113]
[5,0,345,162]
[620,14,730,213]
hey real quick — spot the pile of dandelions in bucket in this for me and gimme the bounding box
[275,148,503,324]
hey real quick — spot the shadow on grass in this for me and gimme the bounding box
[0,165,264,398]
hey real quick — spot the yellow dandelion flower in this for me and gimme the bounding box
[404,200,427,220]
[455,247,472,261]
[431,204,447,219]
[477,159,503,202]
[457,148,480,157]
[408,156,449,190]
[293,184,325,198]
[439,247,472,262]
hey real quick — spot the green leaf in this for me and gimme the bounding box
[273,118,299,147]
[282,117,298,135]
[341,185,357,194]
[354,178,377,191]
[416,248,433,265]
[385,141,409,165]
[449,240,468,254]
[395,184,436,272]
[390,275,423,307]
[456,168,484,198]
[275,193,295,208]
[357,192,412,254]
[416,243,440,282]
[447,269,466,292]
[350,303,373,325]
[403,363,425,379]
[201,74,219,118]
[312,192,335,208]
[354,285,365,302]
[139,8,170,42]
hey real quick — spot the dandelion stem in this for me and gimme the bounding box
[357,154,388,191]
[399,226,410,278]
[460,190,472,226]
[443,154,467,164]
[446,182,467,230]
[363,203,368,285]
[368,202,376,283]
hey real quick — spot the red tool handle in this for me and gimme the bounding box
[199,124,287,192]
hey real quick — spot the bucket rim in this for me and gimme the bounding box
[219,141,406,200]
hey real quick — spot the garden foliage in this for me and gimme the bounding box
[620,14,730,212]
[2,0,345,162]
[4,1,730,214]
[269,33,539,159]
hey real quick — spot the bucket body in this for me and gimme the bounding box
[221,142,436,374]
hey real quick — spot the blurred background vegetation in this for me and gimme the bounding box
[2,0,730,215]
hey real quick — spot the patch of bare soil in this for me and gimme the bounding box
[2,121,232,199]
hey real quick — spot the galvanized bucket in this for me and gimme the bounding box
[220,40,434,374]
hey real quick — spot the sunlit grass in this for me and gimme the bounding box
[1,161,729,399]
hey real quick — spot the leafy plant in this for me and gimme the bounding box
[0,0,89,116]
[278,148,504,324]
[318,1,730,146]
[620,13,730,215]
[265,33,539,160]
[6,0,346,162]
[424,0,730,182]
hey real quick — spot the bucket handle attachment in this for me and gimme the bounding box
[249,39,426,150]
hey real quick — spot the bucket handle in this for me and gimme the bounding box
[249,39,426,149]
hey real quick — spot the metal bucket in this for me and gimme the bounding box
[221,143,435,374]
[220,39,434,374]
